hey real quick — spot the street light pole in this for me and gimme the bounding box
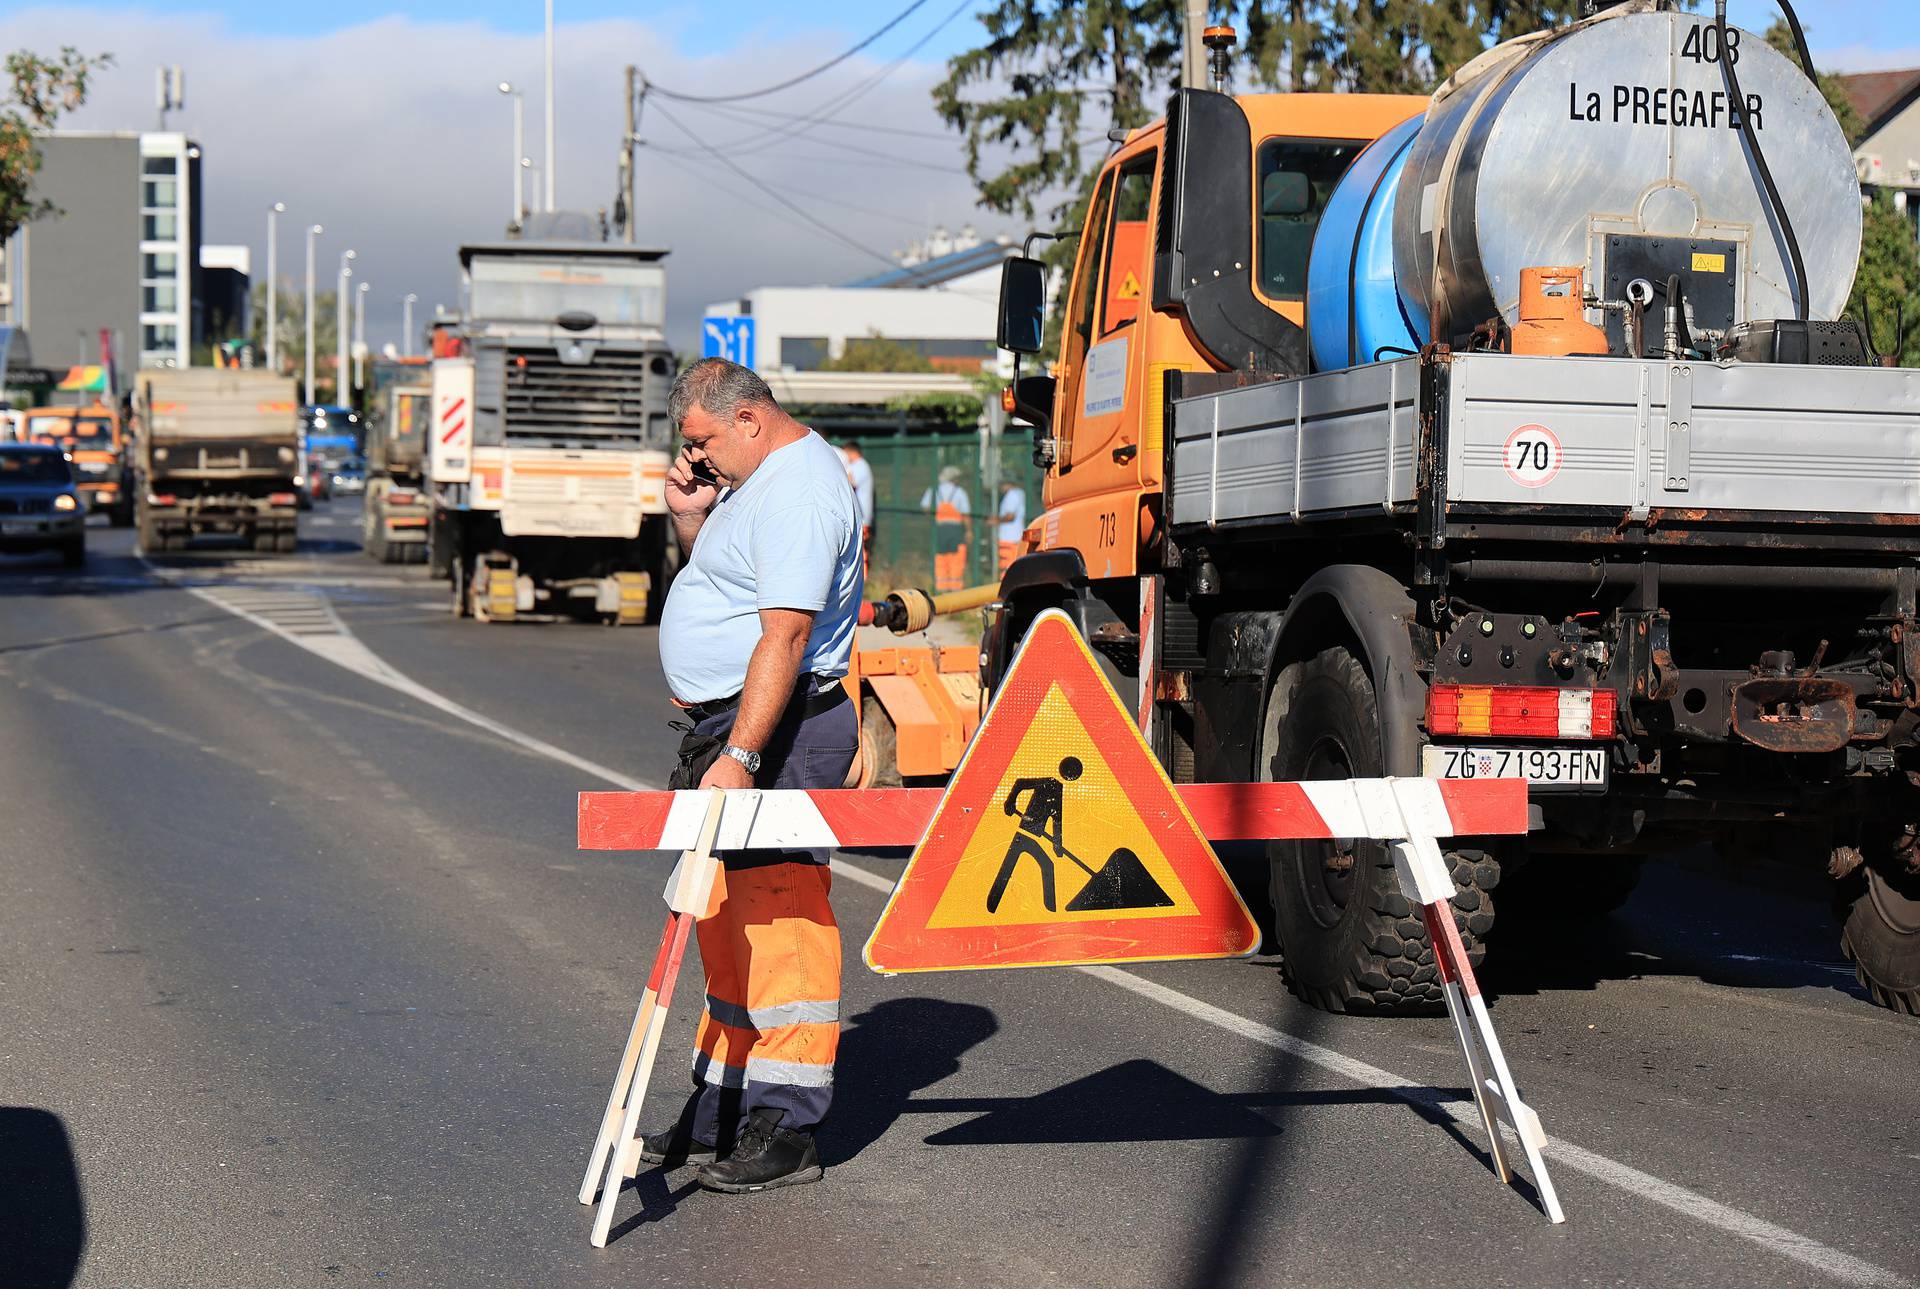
[544,0,556,213]
[403,293,418,357]
[267,202,285,373]
[498,82,523,225]
[304,224,323,406]
[521,157,540,219]
[336,249,355,407]
[354,281,369,393]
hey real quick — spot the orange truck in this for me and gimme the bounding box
[23,403,134,526]
[978,7,1920,1021]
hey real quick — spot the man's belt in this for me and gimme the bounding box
[685,676,848,725]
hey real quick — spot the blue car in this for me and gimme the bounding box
[0,442,86,567]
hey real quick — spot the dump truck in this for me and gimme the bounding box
[985,4,1920,1016]
[23,402,134,526]
[427,216,677,624]
[361,356,434,563]
[134,369,301,553]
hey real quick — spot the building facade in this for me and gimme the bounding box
[1842,70,1920,239]
[0,131,203,380]
[702,227,1015,382]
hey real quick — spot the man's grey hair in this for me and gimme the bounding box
[668,357,779,430]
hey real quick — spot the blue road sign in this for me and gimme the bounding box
[701,316,756,367]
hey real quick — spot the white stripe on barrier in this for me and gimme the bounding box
[1298,779,1369,838]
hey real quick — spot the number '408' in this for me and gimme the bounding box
[1681,23,1739,64]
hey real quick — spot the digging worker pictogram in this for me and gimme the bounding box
[988,756,1175,915]
[644,357,863,1194]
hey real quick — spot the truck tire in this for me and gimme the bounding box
[1840,861,1920,1016]
[1265,646,1496,1015]
[61,538,85,568]
[450,553,472,618]
[363,498,386,562]
[275,531,297,554]
[252,529,277,553]
[137,519,160,556]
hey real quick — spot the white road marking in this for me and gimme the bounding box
[832,855,1913,1289]
[144,559,647,791]
[154,558,1909,1288]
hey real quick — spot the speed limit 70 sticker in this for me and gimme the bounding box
[1502,424,1563,488]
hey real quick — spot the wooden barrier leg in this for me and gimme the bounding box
[586,789,727,1249]
[577,914,679,1205]
[1385,786,1566,1226]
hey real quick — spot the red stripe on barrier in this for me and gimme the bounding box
[1179,781,1327,840]
[806,788,941,846]
[439,419,466,444]
[1422,901,1480,998]
[1435,778,1530,836]
[579,792,677,851]
[439,395,466,424]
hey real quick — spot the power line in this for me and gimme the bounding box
[646,133,967,175]
[646,143,931,230]
[694,99,955,143]
[643,0,930,104]
[649,99,907,272]
[663,0,971,157]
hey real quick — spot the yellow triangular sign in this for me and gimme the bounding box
[1116,270,1142,300]
[864,610,1259,972]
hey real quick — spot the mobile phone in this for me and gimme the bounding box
[688,457,718,485]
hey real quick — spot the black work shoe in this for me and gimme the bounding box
[695,1110,822,1193]
[637,1125,717,1167]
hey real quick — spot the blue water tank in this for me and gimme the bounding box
[1306,113,1427,371]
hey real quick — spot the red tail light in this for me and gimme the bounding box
[148,493,177,506]
[389,490,417,506]
[269,492,297,505]
[1428,685,1616,740]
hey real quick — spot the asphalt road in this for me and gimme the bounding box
[2,500,1916,1289]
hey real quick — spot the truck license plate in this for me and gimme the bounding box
[1421,744,1608,791]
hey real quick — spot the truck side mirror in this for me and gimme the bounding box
[996,257,1048,355]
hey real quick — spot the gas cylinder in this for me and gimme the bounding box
[1509,267,1610,357]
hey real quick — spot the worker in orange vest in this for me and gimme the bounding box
[919,464,971,592]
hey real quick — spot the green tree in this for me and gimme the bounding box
[1849,195,1920,367]
[248,279,345,401]
[0,47,113,243]
[821,332,936,373]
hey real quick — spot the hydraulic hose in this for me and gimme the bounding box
[1717,0,1810,320]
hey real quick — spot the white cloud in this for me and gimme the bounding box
[1817,43,1920,73]
[0,6,1018,353]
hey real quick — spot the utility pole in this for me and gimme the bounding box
[544,0,556,213]
[266,202,285,375]
[622,65,637,244]
[304,224,323,406]
[1181,0,1206,89]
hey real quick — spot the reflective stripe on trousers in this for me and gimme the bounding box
[679,696,856,1136]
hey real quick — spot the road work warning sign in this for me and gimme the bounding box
[864,610,1260,972]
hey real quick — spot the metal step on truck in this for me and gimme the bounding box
[985,1,1920,1016]
[428,214,677,624]
[133,369,302,554]
[362,355,433,563]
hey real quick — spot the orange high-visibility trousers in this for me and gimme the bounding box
[934,501,967,592]
[689,857,841,1136]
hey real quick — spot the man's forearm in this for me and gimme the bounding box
[727,627,809,754]
[671,510,705,550]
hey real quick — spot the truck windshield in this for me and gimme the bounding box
[468,256,665,327]
[67,417,114,444]
[0,451,72,483]
[1255,137,1367,302]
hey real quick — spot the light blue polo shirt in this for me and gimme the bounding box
[659,430,864,704]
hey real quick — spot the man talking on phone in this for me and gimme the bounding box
[640,356,863,1193]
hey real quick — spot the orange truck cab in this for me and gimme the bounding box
[987,87,1422,673]
[23,403,134,527]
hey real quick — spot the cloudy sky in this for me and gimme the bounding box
[0,0,1912,356]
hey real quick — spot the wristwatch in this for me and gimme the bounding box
[721,744,762,774]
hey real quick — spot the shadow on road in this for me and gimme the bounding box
[824,997,999,1167]
[0,1107,86,1288]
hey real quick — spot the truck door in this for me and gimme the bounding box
[1052,151,1158,505]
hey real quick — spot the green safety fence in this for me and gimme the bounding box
[841,430,1043,595]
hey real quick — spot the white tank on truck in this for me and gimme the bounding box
[1307,0,1863,368]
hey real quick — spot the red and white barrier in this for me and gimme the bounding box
[575,774,1564,1234]
[578,776,1526,852]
